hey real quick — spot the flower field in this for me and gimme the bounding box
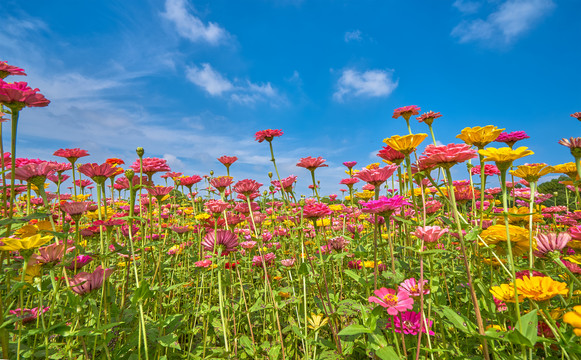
[3,61,581,360]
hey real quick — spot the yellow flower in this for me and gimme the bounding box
[456,125,505,149]
[478,147,534,170]
[71,194,92,201]
[329,204,344,213]
[0,234,54,251]
[363,260,381,268]
[316,218,331,227]
[195,213,211,221]
[18,263,42,284]
[515,276,568,301]
[31,183,49,191]
[365,163,380,170]
[510,163,554,182]
[307,313,329,330]
[552,162,578,179]
[490,283,522,302]
[501,207,543,225]
[480,224,529,245]
[563,306,581,336]
[278,291,291,299]
[383,134,428,155]
[354,190,374,200]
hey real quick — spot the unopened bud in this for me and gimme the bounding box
[125,169,135,180]
[210,170,214,176]
[268,172,273,178]
[136,147,144,157]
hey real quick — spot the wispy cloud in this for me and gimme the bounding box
[452,0,482,14]
[451,0,555,45]
[344,30,362,42]
[333,68,398,102]
[186,63,287,106]
[161,0,229,45]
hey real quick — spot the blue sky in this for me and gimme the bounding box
[1,0,579,195]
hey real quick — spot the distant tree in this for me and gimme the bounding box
[537,175,571,208]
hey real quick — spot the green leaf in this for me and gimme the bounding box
[240,335,255,356]
[437,306,478,335]
[131,282,152,305]
[158,333,181,350]
[338,324,373,336]
[515,310,538,347]
[374,346,399,360]
[297,262,309,276]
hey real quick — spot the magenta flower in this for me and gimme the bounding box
[0,81,50,109]
[354,164,398,186]
[368,288,414,315]
[571,112,581,121]
[385,310,434,335]
[470,164,500,176]
[495,131,530,147]
[412,225,449,243]
[343,161,357,169]
[534,232,571,256]
[66,255,93,271]
[69,266,114,295]
[252,252,276,267]
[418,143,477,170]
[392,105,421,121]
[201,229,239,255]
[361,196,411,215]
[302,202,333,219]
[9,307,49,324]
[0,61,26,79]
[399,278,430,297]
[255,129,283,143]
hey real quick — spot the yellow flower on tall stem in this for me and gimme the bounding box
[0,234,53,251]
[456,125,505,149]
[510,163,554,183]
[515,276,568,301]
[563,306,581,336]
[552,162,578,180]
[383,134,428,156]
[490,283,523,303]
[479,147,534,171]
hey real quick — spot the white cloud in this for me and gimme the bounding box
[185,63,233,96]
[344,30,362,42]
[186,64,286,106]
[161,0,229,45]
[333,68,398,102]
[451,0,555,45]
[452,0,482,14]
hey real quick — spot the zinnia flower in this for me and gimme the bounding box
[392,105,421,121]
[361,195,411,215]
[416,111,442,126]
[233,179,263,196]
[303,202,333,219]
[515,276,568,301]
[471,164,500,176]
[201,229,239,255]
[53,148,90,163]
[377,145,405,165]
[559,137,581,158]
[0,81,50,109]
[571,112,581,121]
[9,307,49,324]
[296,156,328,171]
[479,147,534,171]
[255,129,283,143]
[0,234,53,251]
[418,143,477,169]
[354,164,398,186]
[217,156,238,167]
[535,232,571,256]
[564,306,581,336]
[69,266,114,295]
[495,131,530,148]
[412,225,448,243]
[209,176,233,192]
[386,310,434,335]
[383,134,428,156]
[130,157,171,176]
[399,278,430,297]
[0,61,26,79]
[456,125,504,149]
[342,161,357,169]
[368,288,414,315]
[490,283,522,303]
[78,163,118,184]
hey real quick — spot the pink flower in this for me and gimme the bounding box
[416,111,442,126]
[412,225,449,243]
[204,199,229,213]
[33,244,66,266]
[66,255,93,271]
[53,148,90,163]
[195,260,213,268]
[0,61,26,79]
[271,175,297,192]
[354,164,398,186]
[361,196,411,215]
[233,179,263,196]
[368,288,414,315]
[146,186,174,199]
[179,175,202,188]
[130,157,171,176]
[340,178,359,187]
[418,143,477,170]
[0,81,50,109]
[252,252,276,267]
[535,232,571,255]
[296,156,328,171]
[209,176,234,192]
[240,241,257,249]
[255,129,283,143]
[399,278,430,297]
[69,266,114,295]
[218,156,238,167]
[13,162,57,182]
[571,112,581,121]
[201,229,239,255]
[377,145,405,164]
[302,202,332,219]
[343,161,357,169]
[471,164,500,176]
[495,131,530,147]
[9,307,49,324]
[281,258,296,267]
[392,105,421,121]
[386,310,434,335]
[78,163,118,183]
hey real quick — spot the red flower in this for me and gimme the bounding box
[0,61,26,79]
[105,158,125,166]
[217,155,238,167]
[416,111,442,126]
[0,81,50,109]
[296,156,328,171]
[53,148,90,163]
[255,129,283,143]
[392,105,420,121]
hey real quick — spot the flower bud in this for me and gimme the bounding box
[136,147,144,157]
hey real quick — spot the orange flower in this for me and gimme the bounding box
[516,276,568,301]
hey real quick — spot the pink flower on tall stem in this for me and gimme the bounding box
[179,175,202,188]
[255,129,283,143]
[0,81,50,109]
[13,162,57,183]
[418,143,477,169]
[296,156,328,171]
[378,145,405,165]
[146,186,174,200]
[361,196,411,215]
[386,310,434,335]
[201,229,239,255]
[205,199,229,214]
[271,175,297,192]
[470,164,500,176]
[303,202,333,219]
[209,176,233,193]
[78,163,118,184]
[233,179,263,196]
[368,288,414,315]
[218,156,238,168]
[535,232,571,256]
[9,307,49,324]
[412,225,449,243]
[69,266,114,295]
[399,278,430,297]
[0,61,26,79]
[393,105,421,121]
[343,161,357,169]
[340,178,359,187]
[570,112,581,121]
[354,164,398,187]
[130,157,171,177]
[495,131,530,148]
[416,111,442,126]
[53,148,90,163]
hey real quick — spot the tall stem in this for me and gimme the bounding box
[7,109,19,223]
